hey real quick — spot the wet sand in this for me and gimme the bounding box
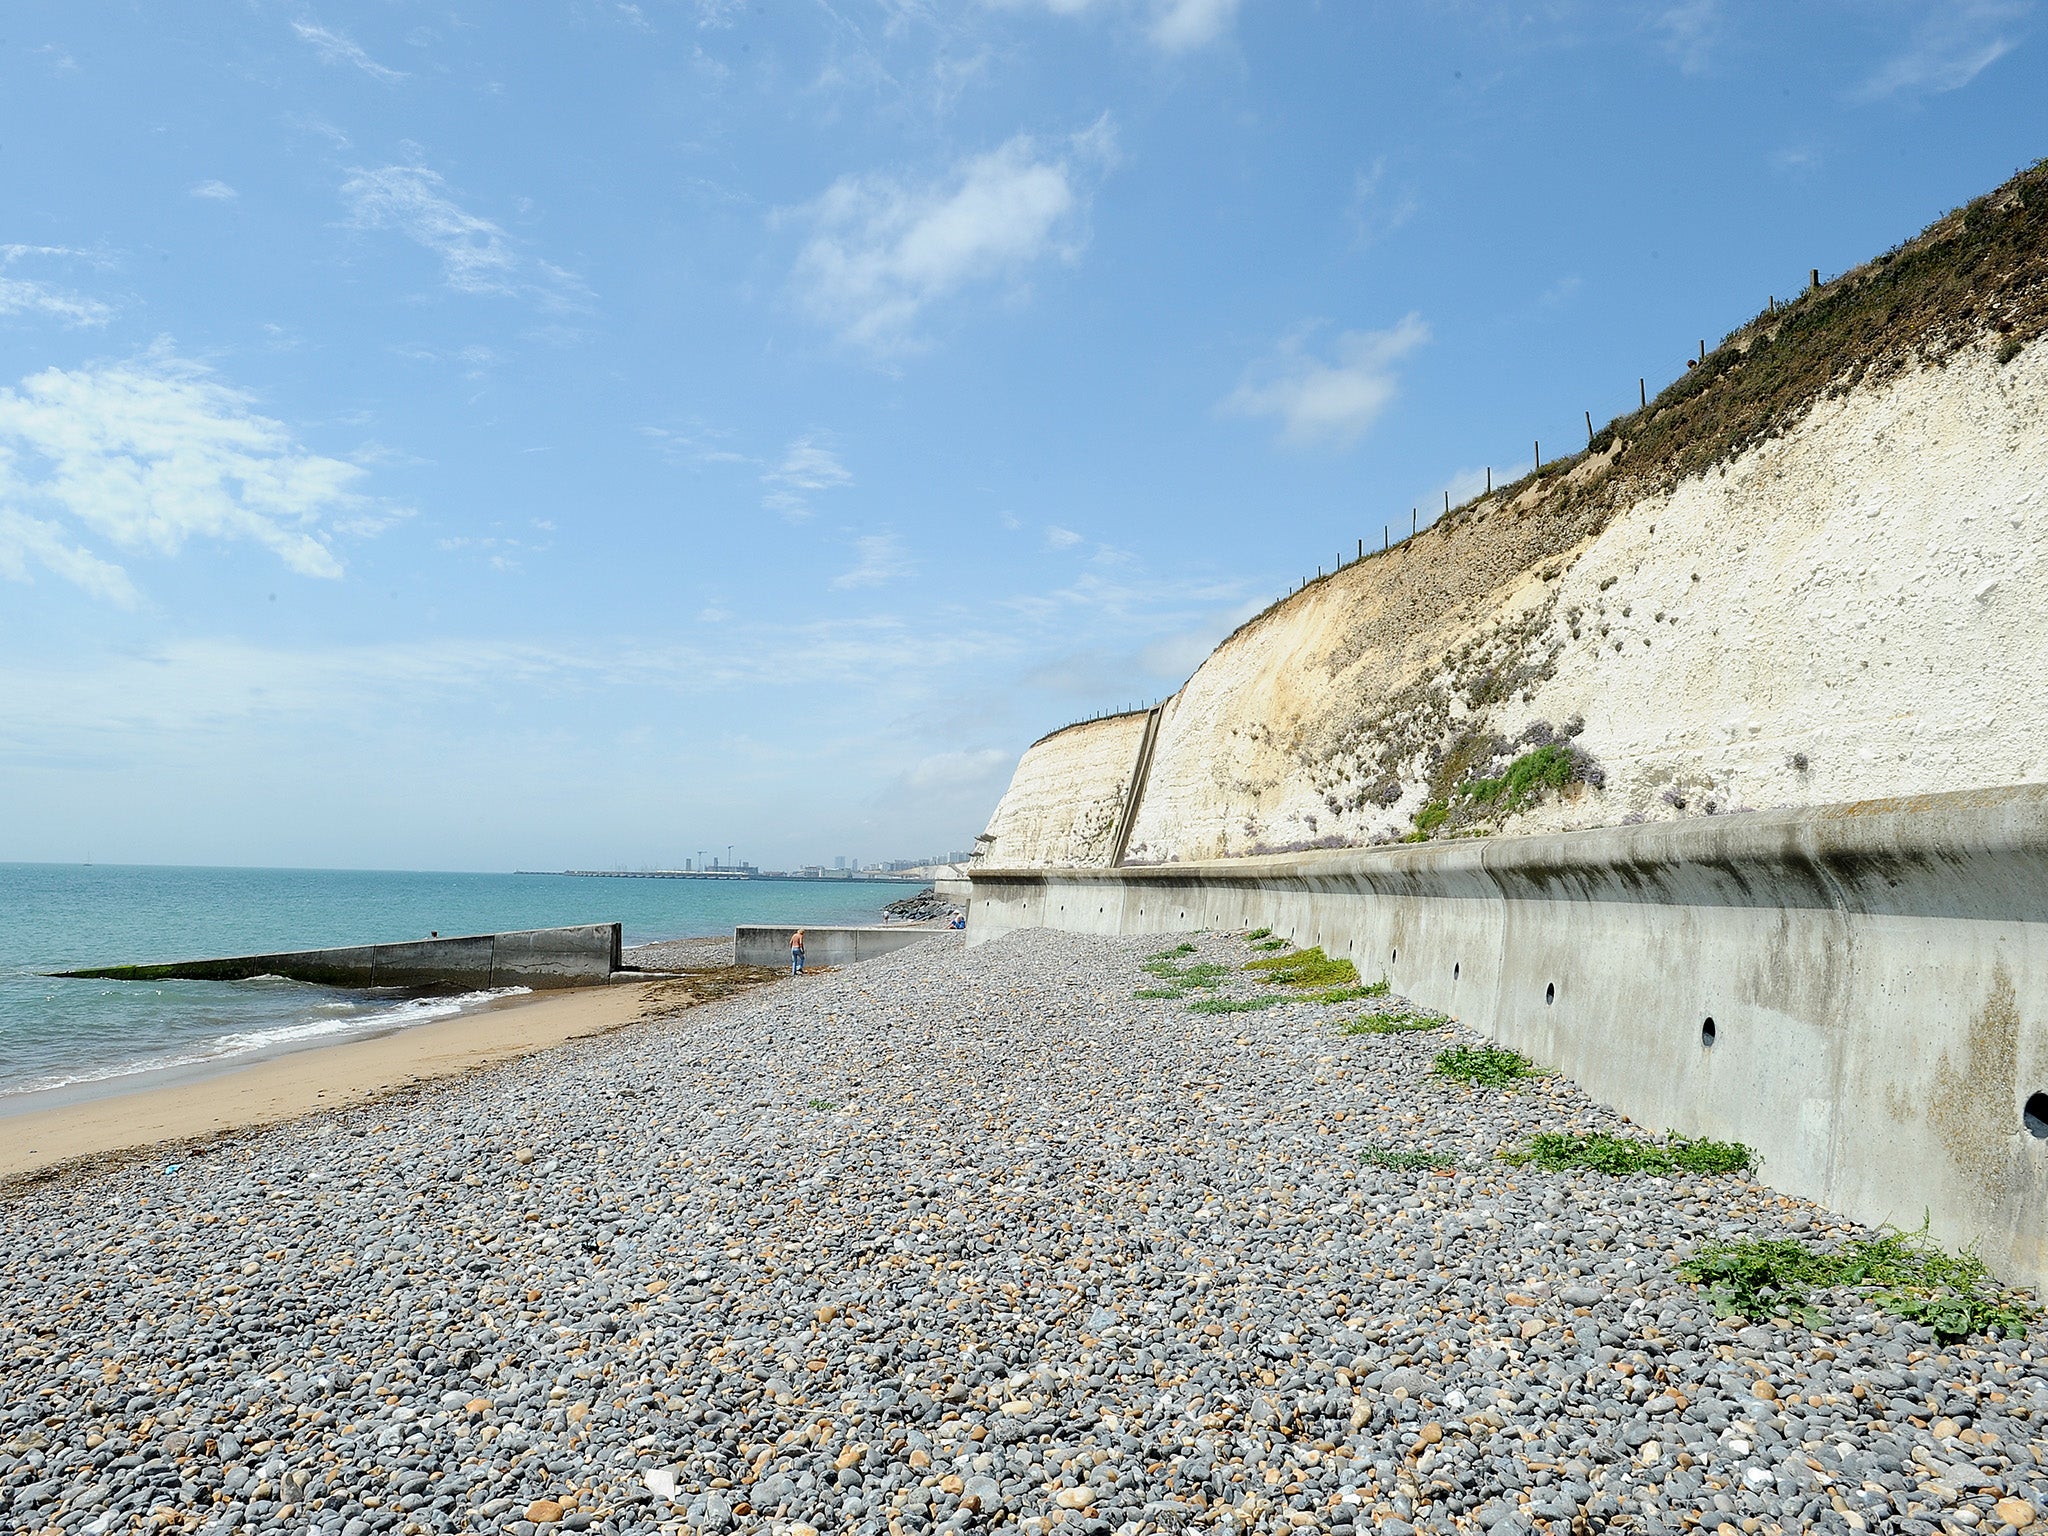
[0,982,653,1182]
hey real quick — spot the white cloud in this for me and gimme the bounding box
[1222,314,1431,449]
[761,435,853,520]
[832,531,912,589]
[0,511,138,607]
[190,180,239,201]
[901,747,1010,792]
[0,347,384,601]
[1652,0,1721,73]
[992,0,1241,51]
[1044,524,1083,549]
[788,124,1111,349]
[1347,157,1418,249]
[291,19,408,84]
[1857,0,2028,98]
[342,165,586,307]
[0,246,113,328]
[1148,0,1240,50]
[1137,595,1266,682]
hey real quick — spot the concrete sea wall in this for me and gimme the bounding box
[968,784,2048,1291]
[60,923,624,992]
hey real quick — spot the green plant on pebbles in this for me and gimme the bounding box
[1243,946,1359,988]
[1359,1144,1455,1172]
[1299,983,1383,1004]
[1185,995,1285,1014]
[1148,943,1197,960]
[1141,958,1227,990]
[1243,927,1273,941]
[1133,987,1186,1000]
[807,1098,837,1111]
[1680,1223,2037,1341]
[1343,1011,1450,1035]
[1502,1130,1753,1176]
[1249,938,1288,951]
[1431,1043,1542,1087]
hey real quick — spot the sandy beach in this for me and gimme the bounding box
[0,982,655,1183]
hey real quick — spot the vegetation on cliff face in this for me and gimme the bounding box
[986,162,2048,865]
[1208,160,2048,851]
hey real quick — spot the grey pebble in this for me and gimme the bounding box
[1,928,2043,1536]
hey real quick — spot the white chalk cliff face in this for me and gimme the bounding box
[982,334,2048,867]
[977,712,1148,868]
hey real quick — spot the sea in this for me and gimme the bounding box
[0,863,911,1106]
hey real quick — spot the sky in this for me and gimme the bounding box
[0,1,2041,873]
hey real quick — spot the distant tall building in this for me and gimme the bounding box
[834,856,845,870]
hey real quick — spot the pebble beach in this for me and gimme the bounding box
[3,927,2045,1536]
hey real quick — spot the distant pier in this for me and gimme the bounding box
[542,869,926,884]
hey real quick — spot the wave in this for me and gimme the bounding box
[2,986,532,1099]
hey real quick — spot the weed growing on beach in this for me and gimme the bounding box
[1680,1223,2036,1341]
[1503,1131,1753,1176]
[1300,983,1384,1004]
[1249,938,1288,952]
[1244,946,1359,989]
[1431,1043,1542,1087]
[1344,1011,1450,1035]
[1186,995,1285,1014]
[1360,1143,1456,1172]
[1142,957,1227,992]
[1149,943,1197,961]
[807,1098,837,1112]
[1134,987,1186,1000]
[1244,927,1273,941]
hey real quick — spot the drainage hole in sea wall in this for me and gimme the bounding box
[1701,1016,1718,1049]
[1453,962,1461,981]
[2025,1092,2048,1140]
[1545,982,1555,1006]
[1391,948,1398,963]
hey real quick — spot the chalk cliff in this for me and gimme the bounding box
[979,164,2048,868]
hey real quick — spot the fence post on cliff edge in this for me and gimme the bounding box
[1585,410,1594,446]
[1640,377,1647,408]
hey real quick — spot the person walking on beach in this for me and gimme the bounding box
[790,929,805,976]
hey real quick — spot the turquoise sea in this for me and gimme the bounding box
[0,863,908,1103]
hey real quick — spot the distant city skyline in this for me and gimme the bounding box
[1,3,2040,870]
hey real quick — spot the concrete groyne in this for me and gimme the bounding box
[734,925,942,969]
[968,783,2048,1290]
[58,923,626,992]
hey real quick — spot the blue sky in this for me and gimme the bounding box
[0,1,2040,872]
